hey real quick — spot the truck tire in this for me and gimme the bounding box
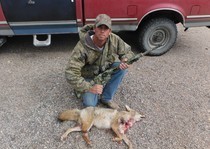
[138,18,177,56]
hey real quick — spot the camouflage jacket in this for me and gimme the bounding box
[65,24,134,93]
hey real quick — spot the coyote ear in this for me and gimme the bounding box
[125,105,132,111]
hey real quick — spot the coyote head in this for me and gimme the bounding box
[118,105,145,133]
[125,105,145,122]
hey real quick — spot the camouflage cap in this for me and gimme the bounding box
[95,14,112,29]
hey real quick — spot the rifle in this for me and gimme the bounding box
[91,45,162,86]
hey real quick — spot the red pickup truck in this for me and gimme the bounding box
[0,0,210,55]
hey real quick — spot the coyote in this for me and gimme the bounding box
[58,105,145,149]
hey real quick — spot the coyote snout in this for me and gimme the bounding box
[58,105,145,149]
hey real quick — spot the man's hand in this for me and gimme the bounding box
[89,84,103,94]
[119,58,130,70]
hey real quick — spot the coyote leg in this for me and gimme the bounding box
[121,135,133,149]
[82,132,92,145]
[111,124,133,149]
[111,124,123,143]
[80,116,94,145]
[61,126,81,141]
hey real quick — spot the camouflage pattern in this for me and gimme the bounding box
[95,14,112,29]
[65,24,135,94]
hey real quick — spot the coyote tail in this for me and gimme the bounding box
[58,109,80,121]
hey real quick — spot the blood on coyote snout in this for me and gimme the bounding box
[58,105,145,149]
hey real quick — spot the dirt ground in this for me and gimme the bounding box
[0,24,210,149]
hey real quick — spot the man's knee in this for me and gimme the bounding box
[83,100,97,107]
[82,92,98,107]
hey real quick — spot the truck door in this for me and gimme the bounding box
[1,0,77,34]
[83,0,139,31]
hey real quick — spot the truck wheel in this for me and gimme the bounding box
[138,18,177,56]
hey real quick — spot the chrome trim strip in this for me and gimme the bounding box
[0,21,7,25]
[187,15,210,19]
[9,20,77,26]
[77,19,82,22]
[185,21,210,27]
[112,18,137,21]
[86,18,137,22]
[78,24,136,31]
[112,24,136,31]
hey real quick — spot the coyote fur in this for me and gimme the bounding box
[58,105,145,149]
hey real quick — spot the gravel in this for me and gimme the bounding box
[0,24,210,149]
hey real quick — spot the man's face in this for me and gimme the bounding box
[94,25,111,42]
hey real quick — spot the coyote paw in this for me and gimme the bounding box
[87,141,92,147]
[60,135,67,141]
[112,137,122,144]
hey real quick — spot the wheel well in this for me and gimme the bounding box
[138,10,184,29]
